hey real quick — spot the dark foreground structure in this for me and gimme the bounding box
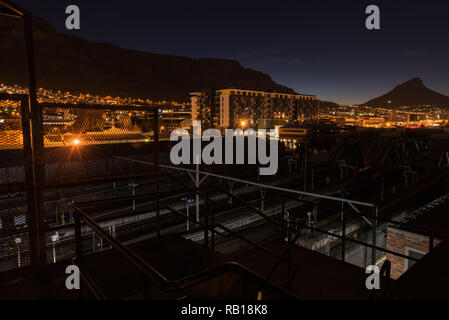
[1,1,449,300]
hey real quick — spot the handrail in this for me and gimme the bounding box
[0,0,27,17]
[73,259,107,300]
[71,204,299,300]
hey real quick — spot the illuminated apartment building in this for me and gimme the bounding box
[191,88,317,130]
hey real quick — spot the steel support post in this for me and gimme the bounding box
[371,205,378,265]
[211,204,215,251]
[281,199,285,239]
[74,211,82,264]
[153,107,160,237]
[303,141,307,191]
[196,163,200,221]
[24,14,46,269]
[341,208,346,262]
[204,193,209,249]
[287,227,292,280]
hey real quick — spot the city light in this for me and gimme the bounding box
[73,139,80,146]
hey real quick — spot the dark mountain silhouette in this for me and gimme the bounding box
[0,16,296,102]
[319,100,340,109]
[361,78,449,108]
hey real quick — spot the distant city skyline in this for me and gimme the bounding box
[13,0,449,104]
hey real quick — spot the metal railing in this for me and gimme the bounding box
[78,156,449,298]
[64,179,303,299]
[279,195,442,264]
[0,94,36,272]
[71,203,299,300]
[368,259,391,300]
[0,90,161,272]
[65,167,439,299]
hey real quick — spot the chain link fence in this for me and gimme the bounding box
[0,96,32,272]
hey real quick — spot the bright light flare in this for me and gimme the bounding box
[73,139,80,146]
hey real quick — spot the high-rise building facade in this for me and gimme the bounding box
[191,88,317,130]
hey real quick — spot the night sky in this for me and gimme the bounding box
[13,0,449,104]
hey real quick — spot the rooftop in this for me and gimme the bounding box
[191,89,316,99]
